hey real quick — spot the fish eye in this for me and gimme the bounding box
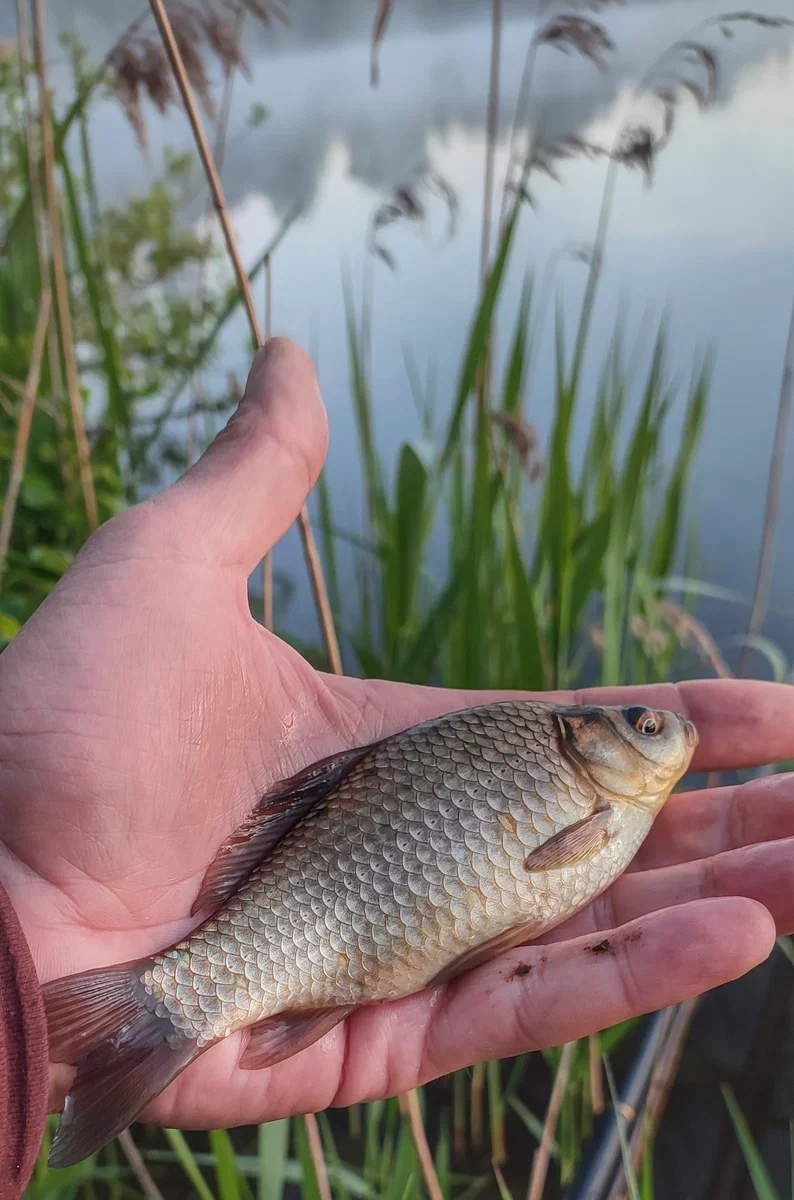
[625,706,662,736]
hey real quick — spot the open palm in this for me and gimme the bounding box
[1,340,793,1137]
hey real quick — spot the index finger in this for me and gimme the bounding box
[339,676,794,774]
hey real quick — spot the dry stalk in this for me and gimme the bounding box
[147,0,342,674]
[740,292,794,676]
[648,599,732,680]
[481,0,503,283]
[371,0,393,88]
[264,254,274,631]
[476,0,503,418]
[609,999,701,1200]
[0,290,52,591]
[31,0,98,530]
[117,1129,166,1200]
[15,0,74,506]
[304,1112,333,1200]
[527,1041,575,1200]
[401,1088,445,1200]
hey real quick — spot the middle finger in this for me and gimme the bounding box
[630,772,794,872]
[541,835,794,944]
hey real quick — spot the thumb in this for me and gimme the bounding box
[162,338,329,572]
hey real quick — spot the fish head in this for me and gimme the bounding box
[552,703,698,810]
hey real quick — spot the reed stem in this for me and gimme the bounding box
[147,0,342,674]
[117,1130,166,1200]
[528,1042,575,1200]
[740,292,794,676]
[32,0,98,531]
[402,1088,445,1200]
[0,290,51,591]
[264,256,274,631]
[480,0,503,284]
[304,1113,333,1200]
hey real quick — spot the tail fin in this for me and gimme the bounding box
[43,963,202,1168]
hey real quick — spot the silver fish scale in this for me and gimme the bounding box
[141,702,650,1046]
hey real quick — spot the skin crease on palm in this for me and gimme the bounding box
[1,339,794,1136]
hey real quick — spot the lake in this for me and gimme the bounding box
[18,0,794,674]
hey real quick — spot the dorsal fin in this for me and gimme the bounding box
[192,743,377,915]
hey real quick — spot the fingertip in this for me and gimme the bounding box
[662,896,776,983]
[244,336,329,467]
[158,337,329,570]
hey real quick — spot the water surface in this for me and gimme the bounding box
[15,0,794,670]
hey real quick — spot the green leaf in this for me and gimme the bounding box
[28,545,75,574]
[385,443,429,660]
[502,272,533,414]
[21,477,61,509]
[777,937,794,968]
[398,561,467,681]
[0,612,21,642]
[569,507,613,631]
[248,102,270,128]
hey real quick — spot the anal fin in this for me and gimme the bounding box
[240,1006,355,1071]
[523,808,612,873]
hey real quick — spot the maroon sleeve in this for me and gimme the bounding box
[0,879,50,1198]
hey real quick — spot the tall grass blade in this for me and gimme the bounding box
[209,1129,251,1200]
[721,1084,781,1200]
[385,444,429,664]
[603,1056,642,1200]
[504,504,545,688]
[343,277,388,537]
[257,1121,290,1200]
[163,1129,217,1200]
[441,197,522,469]
[651,357,710,579]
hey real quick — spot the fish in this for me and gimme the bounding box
[43,699,698,1167]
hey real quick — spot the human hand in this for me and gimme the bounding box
[1,339,793,1134]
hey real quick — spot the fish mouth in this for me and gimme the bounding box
[683,718,699,751]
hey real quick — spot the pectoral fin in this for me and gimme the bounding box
[523,808,612,873]
[192,744,377,915]
[240,1006,355,1071]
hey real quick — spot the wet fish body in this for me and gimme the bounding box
[44,699,697,1167]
